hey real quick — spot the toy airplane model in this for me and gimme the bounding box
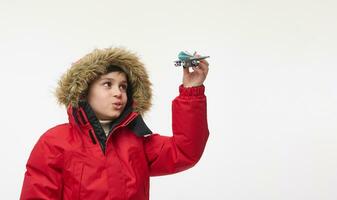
[174,51,210,68]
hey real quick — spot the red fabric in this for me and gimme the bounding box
[20,85,209,200]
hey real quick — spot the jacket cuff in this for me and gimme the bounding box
[179,84,205,97]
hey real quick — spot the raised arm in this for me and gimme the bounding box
[144,58,209,176]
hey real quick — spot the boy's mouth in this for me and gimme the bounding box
[112,102,123,110]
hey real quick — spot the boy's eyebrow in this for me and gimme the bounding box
[100,77,114,81]
[100,78,127,84]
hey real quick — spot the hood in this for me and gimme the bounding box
[55,47,152,115]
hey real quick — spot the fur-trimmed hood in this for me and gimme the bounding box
[55,47,152,115]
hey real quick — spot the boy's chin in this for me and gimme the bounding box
[109,112,122,120]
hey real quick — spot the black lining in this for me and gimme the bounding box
[78,100,107,153]
[127,115,152,137]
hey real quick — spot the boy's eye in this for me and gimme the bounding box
[120,84,127,92]
[103,82,112,87]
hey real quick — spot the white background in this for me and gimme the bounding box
[1,0,337,199]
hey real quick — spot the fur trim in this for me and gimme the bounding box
[55,47,152,115]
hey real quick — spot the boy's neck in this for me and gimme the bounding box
[99,119,112,136]
[99,119,113,124]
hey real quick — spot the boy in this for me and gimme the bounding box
[20,47,209,199]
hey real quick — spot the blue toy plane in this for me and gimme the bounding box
[174,51,210,68]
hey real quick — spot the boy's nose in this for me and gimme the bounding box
[112,87,122,97]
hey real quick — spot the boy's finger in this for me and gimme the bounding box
[198,62,209,75]
[199,59,209,66]
[183,66,190,75]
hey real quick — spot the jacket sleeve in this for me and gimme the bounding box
[144,85,209,176]
[20,133,63,200]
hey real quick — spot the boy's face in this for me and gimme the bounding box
[87,71,128,121]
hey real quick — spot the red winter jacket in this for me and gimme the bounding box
[20,85,209,200]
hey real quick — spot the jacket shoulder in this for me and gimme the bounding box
[37,123,73,148]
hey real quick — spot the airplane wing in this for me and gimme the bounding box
[189,56,210,61]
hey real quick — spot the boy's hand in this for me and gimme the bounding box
[182,57,209,88]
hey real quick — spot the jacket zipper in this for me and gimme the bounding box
[103,112,138,155]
